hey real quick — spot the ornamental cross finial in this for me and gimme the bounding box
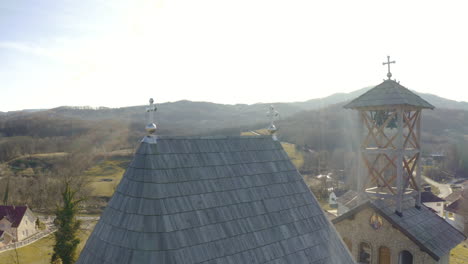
[145,98,157,135]
[147,98,157,122]
[267,105,279,126]
[267,105,279,140]
[382,55,396,80]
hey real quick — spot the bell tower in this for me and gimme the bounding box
[344,56,435,215]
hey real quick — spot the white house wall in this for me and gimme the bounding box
[423,202,444,217]
[16,209,38,241]
[0,218,12,231]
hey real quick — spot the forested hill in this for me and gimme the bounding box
[4,85,467,123]
[417,92,468,111]
[278,102,468,150]
[2,89,374,138]
[277,102,468,179]
[2,87,468,164]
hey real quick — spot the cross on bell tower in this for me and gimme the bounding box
[383,55,396,80]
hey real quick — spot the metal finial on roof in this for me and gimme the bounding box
[267,105,279,140]
[145,98,157,135]
[383,55,396,80]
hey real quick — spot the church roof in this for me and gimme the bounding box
[336,190,359,208]
[332,197,465,261]
[344,80,435,109]
[446,190,468,216]
[445,190,462,204]
[77,136,355,264]
[0,206,28,228]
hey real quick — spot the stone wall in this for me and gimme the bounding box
[334,207,448,264]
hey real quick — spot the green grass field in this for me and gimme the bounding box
[240,129,270,136]
[0,221,97,264]
[0,234,55,264]
[85,157,130,197]
[280,142,304,170]
[0,154,128,264]
[451,241,468,264]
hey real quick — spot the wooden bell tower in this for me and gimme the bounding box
[344,56,435,215]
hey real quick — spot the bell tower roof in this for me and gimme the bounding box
[344,79,435,110]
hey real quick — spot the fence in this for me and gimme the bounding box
[0,227,57,253]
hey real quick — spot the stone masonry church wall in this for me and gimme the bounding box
[334,207,447,264]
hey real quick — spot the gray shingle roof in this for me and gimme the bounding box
[333,197,465,261]
[335,190,358,208]
[446,191,468,216]
[77,136,355,264]
[420,191,445,203]
[344,80,435,109]
[444,190,462,204]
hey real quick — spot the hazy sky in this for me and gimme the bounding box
[1,0,468,111]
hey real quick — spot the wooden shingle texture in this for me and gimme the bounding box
[344,79,435,109]
[335,190,358,209]
[333,197,465,261]
[77,136,355,264]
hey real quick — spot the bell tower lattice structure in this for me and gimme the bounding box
[344,57,435,215]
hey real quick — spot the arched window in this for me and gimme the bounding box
[359,242,372,264]
[398,250,413,264]
[378,246,391,264]
[343,237,352,252]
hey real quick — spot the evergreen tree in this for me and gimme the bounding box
[3,176,9,205]
[51,182,84,264]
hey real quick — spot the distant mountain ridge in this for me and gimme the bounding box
[416,92,468,111]
[2,87,467,136]
[3,86,468,179]
[5,86,465,115]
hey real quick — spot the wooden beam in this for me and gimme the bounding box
[362,154,396,194]
[396,108,404,213]
[403,154,419,189]
[416,110,422,206]
[362,112,380,147]
[375,111,397,148]
[403,110,419,149]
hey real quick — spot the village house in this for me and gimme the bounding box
[444,190,462,206]
[328,190,338,208]
[420,191,445,217]
[443,190,463,230]
[0,230,4,246]
[445,189,468,235]
[0,205,38,247]
[77,102,355,264]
